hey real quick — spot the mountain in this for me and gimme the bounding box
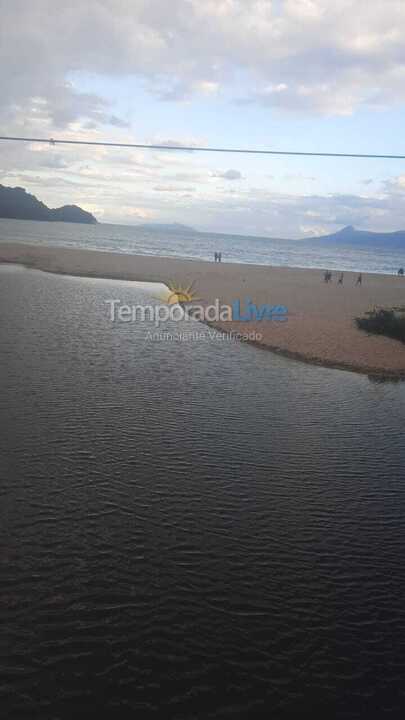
[0,184,97,224]
[308,225,405,249]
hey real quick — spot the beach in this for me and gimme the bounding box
[1,240,405,376]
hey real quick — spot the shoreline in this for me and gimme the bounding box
[1,241,405,378]
[205,323,405,379]
[0,235,403,277]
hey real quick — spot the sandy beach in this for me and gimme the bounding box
[1,241,405,377]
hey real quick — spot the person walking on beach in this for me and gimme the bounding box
[214,252,218,263]
[218,252,222,263]
[338,272,344,285]
[356,273,362,286]
[324,270,331,283]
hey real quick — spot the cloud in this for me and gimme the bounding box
[3,2,405,237]
[120,207,154,220]
[383,175,405,193]
[149,138,208,157]
[169,185,405,237]
[212,169,243,180]
[2,0,405,133]
[4,148,405,236]
[153,185,196,192]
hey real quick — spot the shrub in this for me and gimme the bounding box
[356,307,405,344]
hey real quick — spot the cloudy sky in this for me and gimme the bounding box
[2,0,405,237]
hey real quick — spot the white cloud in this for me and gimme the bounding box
[383,175,405,193]
[212,169,243,180]
[3,2,405,236]
[2,0,405,131]
[120,207,154,220]
[153,185,196,192]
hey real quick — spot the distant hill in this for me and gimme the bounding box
[0,184,97,224]
[308,225,405,249]
[137,222,196,233]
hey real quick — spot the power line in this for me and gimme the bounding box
[1,134,405,160]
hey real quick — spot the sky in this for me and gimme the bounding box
[2,0,405,238]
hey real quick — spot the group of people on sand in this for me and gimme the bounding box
[324,270,362,285]
[214,252,222,263]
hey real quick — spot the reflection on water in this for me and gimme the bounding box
[367,374,404,384]
[1,265,405,719]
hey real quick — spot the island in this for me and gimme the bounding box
[0,184,97,224]
[308,224,405,249]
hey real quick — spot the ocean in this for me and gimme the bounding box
[1,263,405,718]
[1,217,405,274]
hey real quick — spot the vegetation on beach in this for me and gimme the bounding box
[356,307,405,344]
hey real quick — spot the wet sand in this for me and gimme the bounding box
[1,241,405,376]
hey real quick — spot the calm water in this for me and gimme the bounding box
[1,265,405,719]
[1,217,405,274]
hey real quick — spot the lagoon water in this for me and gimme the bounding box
[1,264,405,718]
[1,217,405,275]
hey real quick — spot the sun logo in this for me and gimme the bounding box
[164,280,200,305]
